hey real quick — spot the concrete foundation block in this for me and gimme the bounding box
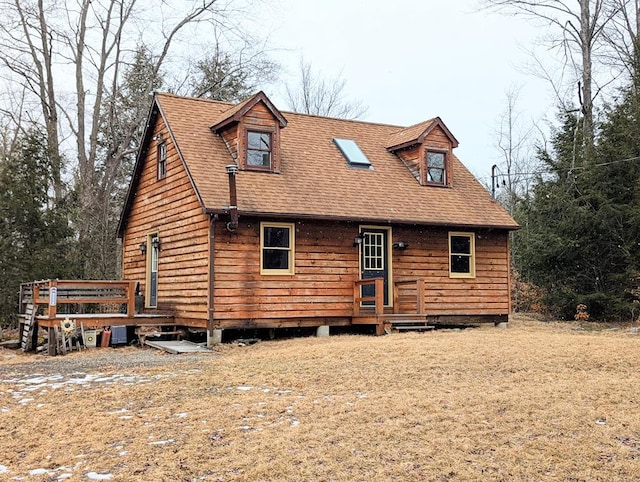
[494,322,508,329]
[316,325,330,338]
[208,329,223,346]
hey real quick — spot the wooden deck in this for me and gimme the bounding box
[19,279,175,355]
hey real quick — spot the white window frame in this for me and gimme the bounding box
[449,232,476,278]
[260,222,295,275]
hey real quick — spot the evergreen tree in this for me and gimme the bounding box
[0,129,76,325]
[515,81,640,320]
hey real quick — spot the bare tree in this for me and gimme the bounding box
[602,1,640,83]
[0,0,268,278]
[285,58,368,119]
[494,86,538,213]
[483,0,618,161]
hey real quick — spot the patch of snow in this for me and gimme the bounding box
[175,413,188,418]
[148,439,175,445]
[108,408,129,414]
[290,418,300,427]
[119,451,128,457]
[1,407,9,413]
[28,468,50,476]
[0,465,9,474]
[119,416,133,420]
[57,474,73,480]
[36,404,45,408]
[85,472,114,480]
[18,398,34,404]
[237,386,252,391]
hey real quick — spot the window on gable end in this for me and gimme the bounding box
[426,150,447,185]
[247,131,272,169]
[157,141,167,180]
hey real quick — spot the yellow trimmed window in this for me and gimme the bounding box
[449,232,475,278]
[260,222,295,275]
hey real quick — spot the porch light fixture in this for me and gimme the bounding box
[393,241,409,250]
[139,241,147,256]
[353,235,364,247]
[225,164,239,175]
[151,237,161,251]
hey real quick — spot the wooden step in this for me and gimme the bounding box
[391,321,435,332]
[394,325,435,331]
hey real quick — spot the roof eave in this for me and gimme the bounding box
[210,91,287,132]
[116,99,160,238]
[204,208,519,231]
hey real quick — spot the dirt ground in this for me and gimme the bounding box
[1,315,640,481]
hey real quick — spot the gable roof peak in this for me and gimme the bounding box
[386,116,459,151]
[210,91,287,132]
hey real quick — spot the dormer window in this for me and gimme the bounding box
[247,131,272,169]
[386,117,458,187]
[426,150,447,185]
[210,92,286,174]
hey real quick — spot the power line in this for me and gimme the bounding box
[478,154,640,184]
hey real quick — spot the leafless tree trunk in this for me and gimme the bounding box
[483,0,617,162]
[494,86,537,214]
[285,57,368,119]
[602,1,640,85]
[0,0,263,278]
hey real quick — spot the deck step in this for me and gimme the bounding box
[391,321,435,332]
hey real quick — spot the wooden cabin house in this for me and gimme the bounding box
[117,91,518,340]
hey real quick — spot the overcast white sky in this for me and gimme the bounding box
[256,0,558,181]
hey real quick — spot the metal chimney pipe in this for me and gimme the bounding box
[225,164,239,231]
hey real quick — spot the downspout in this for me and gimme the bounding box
[226,164,239,231]
[208,214,216,336]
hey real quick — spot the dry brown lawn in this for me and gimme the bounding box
[1,315,640,481]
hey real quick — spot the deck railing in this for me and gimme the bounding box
[353,278,384,316]
[20,279,137,319]
[393,278,426,315]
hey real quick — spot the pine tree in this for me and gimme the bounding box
[0,129,76,325]
[515,82,640,321]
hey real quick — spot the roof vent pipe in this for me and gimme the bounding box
[225,164,239,231]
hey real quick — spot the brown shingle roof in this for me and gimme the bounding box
[210,90,287,132]
[152,92,518,230]
[386,117,459,151]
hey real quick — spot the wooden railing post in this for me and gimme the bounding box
[353,282,360,316]
[393,282,400,314]
[417,278,426,314]
[33,283,40,309]
[127,280,136,317]
[374,278,384,315]
[48,279,58,319]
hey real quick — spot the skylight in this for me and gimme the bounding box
[333,138,372,169]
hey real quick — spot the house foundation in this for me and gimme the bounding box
[316,325,330,338]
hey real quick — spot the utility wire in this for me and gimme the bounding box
[477,154,640,184]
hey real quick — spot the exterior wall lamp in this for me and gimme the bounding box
[393,241,409,250]
[151,237,161,251]
[139,241,147,256]
[353,235,364,247]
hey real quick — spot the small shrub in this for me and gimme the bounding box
[574,303,589,321]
